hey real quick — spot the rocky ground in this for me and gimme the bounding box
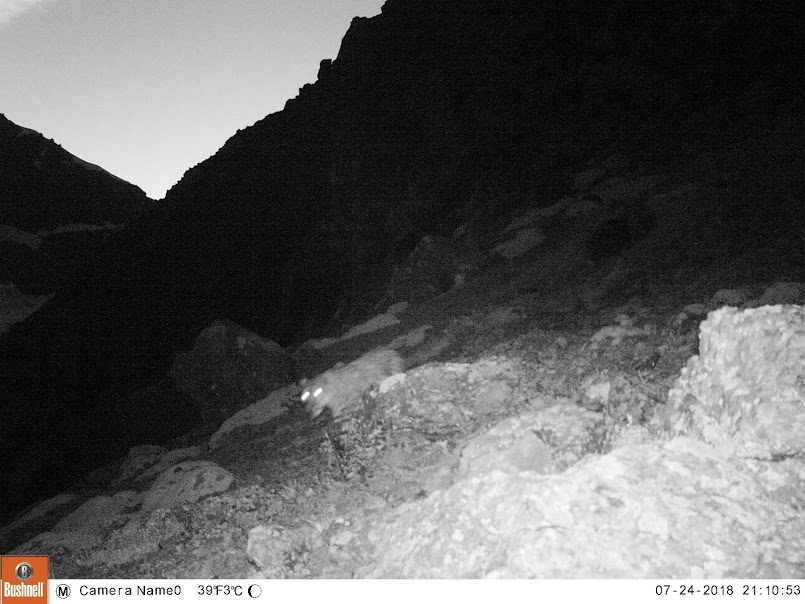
[1,117,803,578]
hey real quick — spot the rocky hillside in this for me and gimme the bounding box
[3,147,804,575]
[0,0,802,525]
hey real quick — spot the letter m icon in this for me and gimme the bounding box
[56,584,71,598]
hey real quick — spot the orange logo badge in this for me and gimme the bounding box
[1,556,48,604]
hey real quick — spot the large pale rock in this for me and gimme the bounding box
[663,305,805,458]
[356,438,804,578]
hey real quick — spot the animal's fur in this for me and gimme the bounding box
[300,333,453,419]
[300,348,404,418]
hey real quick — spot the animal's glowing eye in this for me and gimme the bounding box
[313,387,323,397]
[301,391,309,401]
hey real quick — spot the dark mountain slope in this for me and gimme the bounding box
[0,114,152,297]
[0,0,801,520]
[0,113,149,231]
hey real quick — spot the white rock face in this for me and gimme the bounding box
[663,305,805,458]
